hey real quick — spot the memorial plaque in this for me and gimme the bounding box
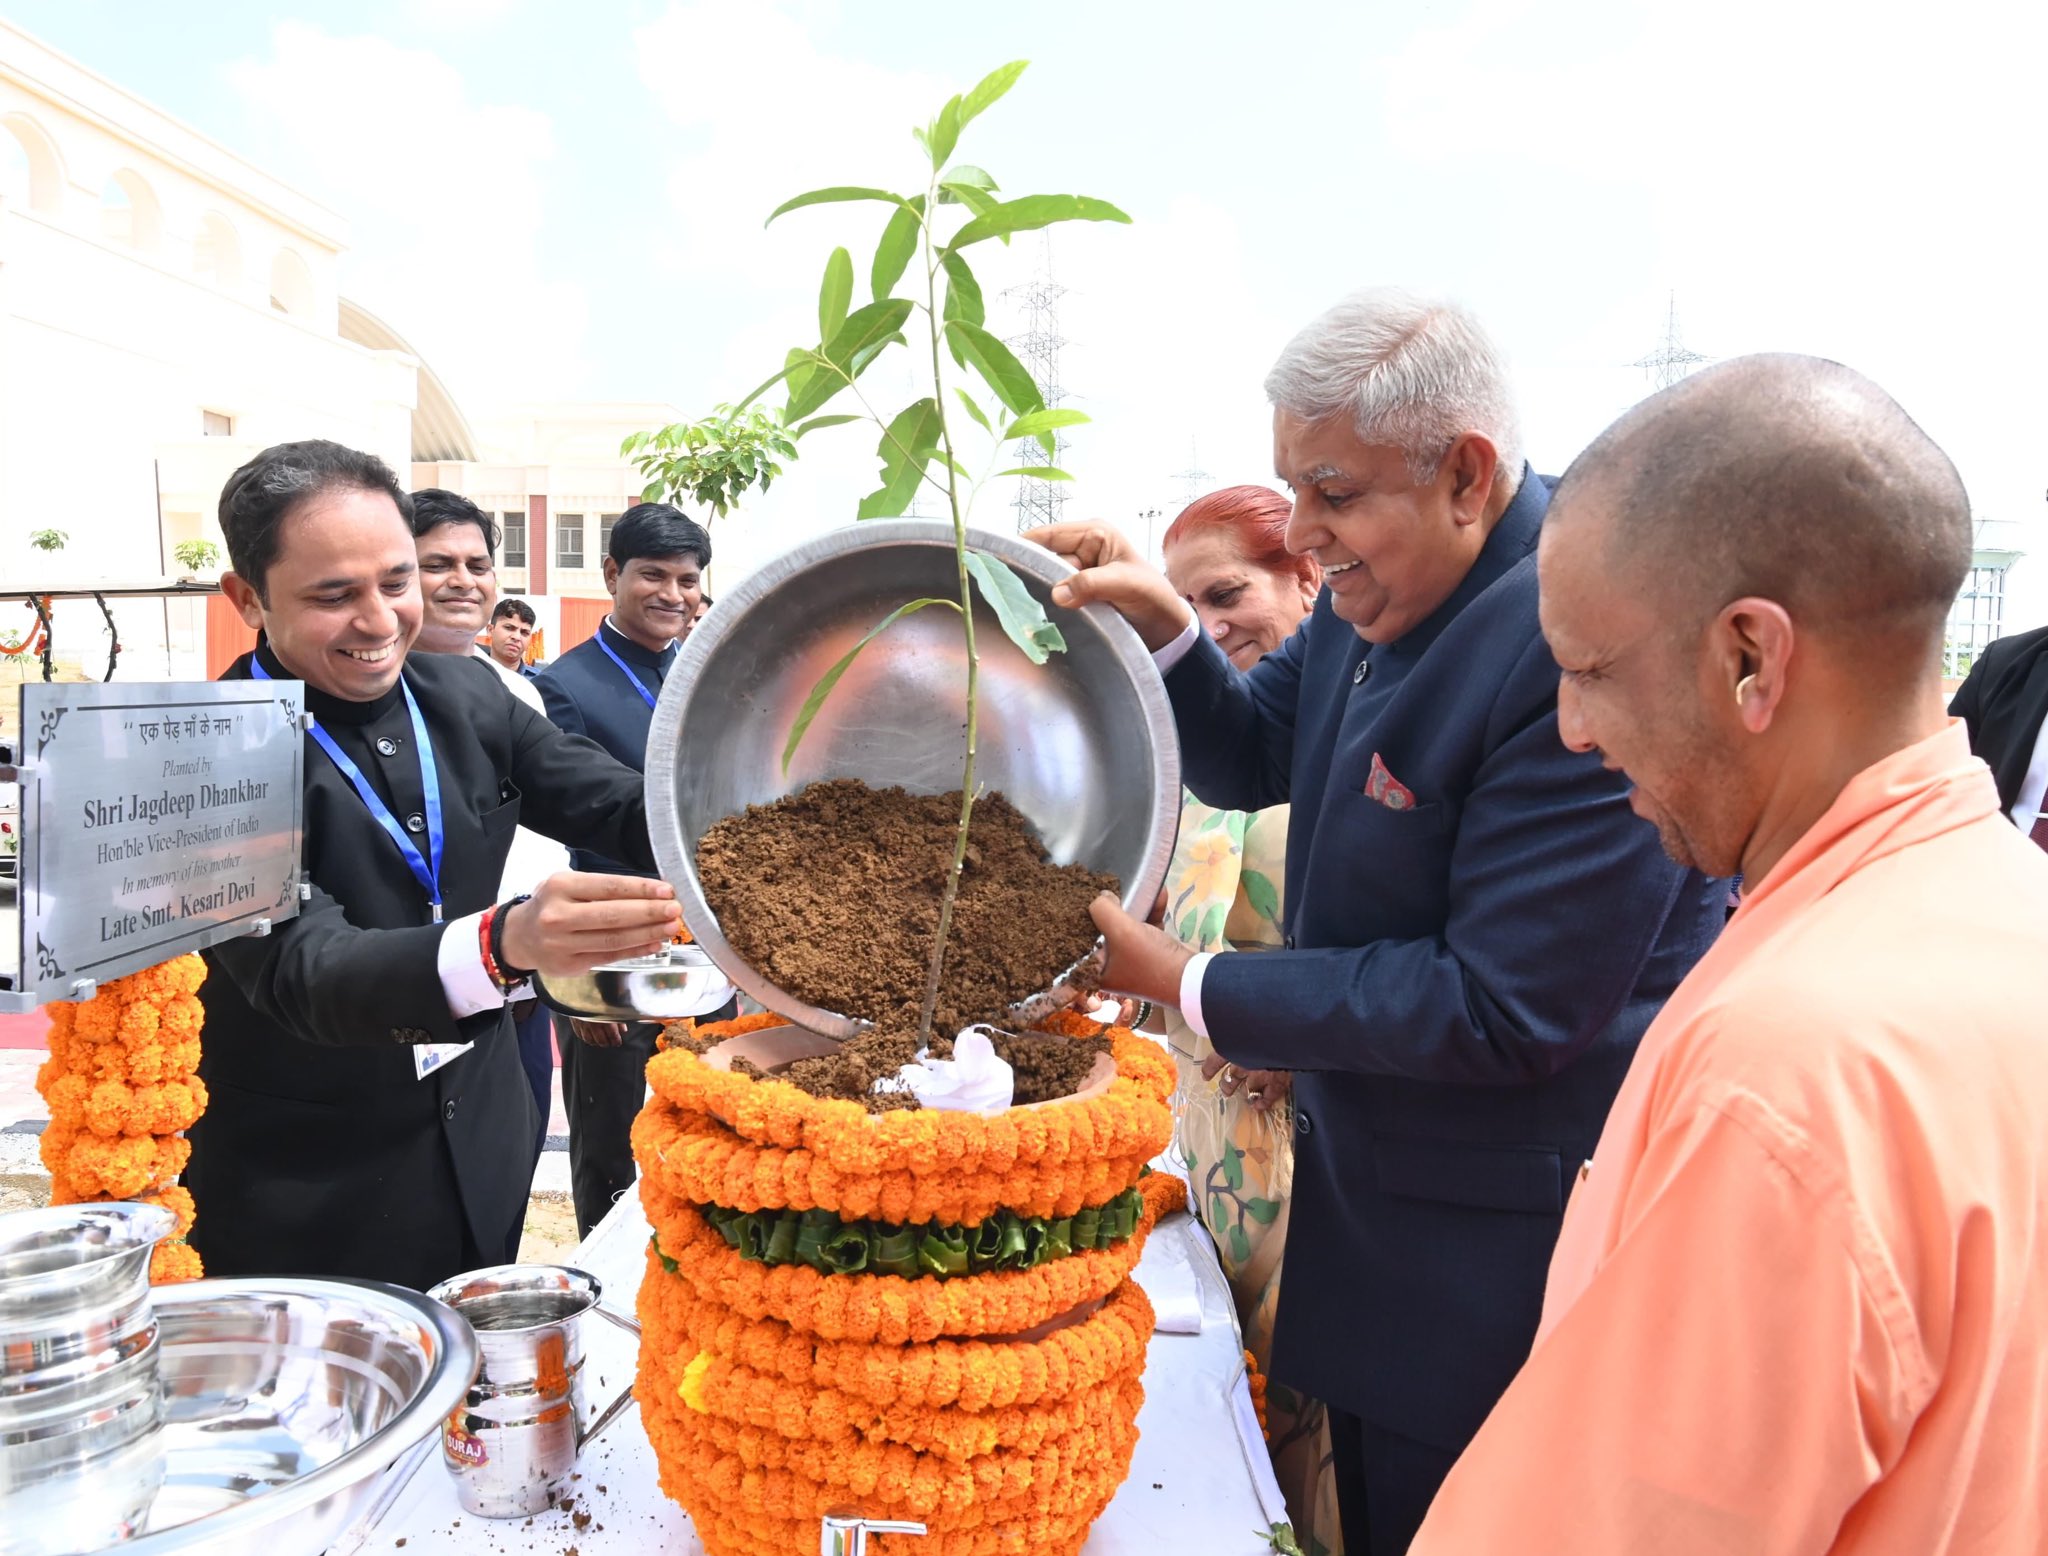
[1,681,305,1010]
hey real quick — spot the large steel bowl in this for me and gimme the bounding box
[647,520,1180,1038]
[113,1277,478,1556]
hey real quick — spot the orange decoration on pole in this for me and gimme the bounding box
[36,954,209,1283]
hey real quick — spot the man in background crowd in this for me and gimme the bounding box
[686,593,712,639]
[537,502,720,1236]
[488,596,541,678]
[1950,624,2048,850]
[410,488,568,1164]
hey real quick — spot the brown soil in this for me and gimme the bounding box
[735,1026,1111,1112]
[696,779,1119,1105]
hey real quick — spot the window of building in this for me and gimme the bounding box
[501,511,526,569]
[598,512,622,559]
[557,512,584,570]
[201,410,234,437]
[1944,561,2010,678]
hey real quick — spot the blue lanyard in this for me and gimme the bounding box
[593,627,665,711]
[253,658,445,921]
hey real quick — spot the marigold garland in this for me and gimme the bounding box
[631,1013,1171,1555]
[36,955,208,1283]
[632,1095,1156,1225]
[645,1011,1175,1176]
[646,1184,1157,1344]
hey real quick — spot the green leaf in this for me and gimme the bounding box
[1228,1223,1251,1265]
[1222,1143,1244,1191]
[858,397,943,520]
[941,252,984,328]
[1197,809,1231,833]
[1180,907,1200,942]
[765,186,908,226]
[782,597,959,773]
[1003,408,1089,441]
[1199,900,1228,946]
[793,414,861,438]
[786,299,915,421]
[928,93,962,168]
[1208,1192,1229,1237]
[1245,1196,1281,1225]
[958,61,1028,129]
[991,466,1074,480]
[948,193,1131,251]
[940,163,998,191]
[965,550,1066,665]
[938,181,999,219]
[945,320,1042,417]
[871,198,923,302]
[1241,868,1280,925]
[954,389,993,435]
[817,246,852,344]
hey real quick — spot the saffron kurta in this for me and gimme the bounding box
[1411,723,2048,1554]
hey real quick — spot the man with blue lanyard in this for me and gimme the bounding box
[537,502,718,1236]
[192,441,682,1291]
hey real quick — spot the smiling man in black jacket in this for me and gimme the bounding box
[188,440,681,1290]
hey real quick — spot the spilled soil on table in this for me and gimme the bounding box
[695,779,1117,1108]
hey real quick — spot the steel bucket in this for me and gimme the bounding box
[426,1264,641,1519]
[646,520,1181,1038]
[0,1201,175,1556]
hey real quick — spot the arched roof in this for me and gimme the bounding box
[337,298,478,462]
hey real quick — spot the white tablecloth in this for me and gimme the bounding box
[353,1189,1285,1555]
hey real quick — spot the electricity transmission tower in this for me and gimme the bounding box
[1631,292,1710,390]
[1172,440,1211,507]
[1005,238,1069,532]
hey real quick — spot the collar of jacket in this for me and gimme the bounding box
[599,614,678,671]
[253,637,408,727]
[1381,463,1549,661]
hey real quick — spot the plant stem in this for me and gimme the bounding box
[915,176,978,1046]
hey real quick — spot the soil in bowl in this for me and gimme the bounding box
[695,778,1119,1103]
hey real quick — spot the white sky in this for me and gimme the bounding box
[17,0,2048,608]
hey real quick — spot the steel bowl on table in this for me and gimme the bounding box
[110,1276,478,1556]
[646,519,1181,1039]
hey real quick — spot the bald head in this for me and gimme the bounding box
[1554,354,1970,652]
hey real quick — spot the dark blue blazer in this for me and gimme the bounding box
[1171,470,1724,1451]
[536,618,676,875]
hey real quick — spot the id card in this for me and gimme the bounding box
[415,1041,472,1081]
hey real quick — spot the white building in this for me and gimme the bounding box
[0,19,672,685]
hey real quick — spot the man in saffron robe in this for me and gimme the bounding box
[1410,355,2048,1553]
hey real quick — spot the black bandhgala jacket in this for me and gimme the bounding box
[187,644,653,1290]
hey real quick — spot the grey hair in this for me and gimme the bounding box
[1264,287,1523,487]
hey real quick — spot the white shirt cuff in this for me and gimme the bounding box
[1152,613,1200,674]
[438,910,516,1019]
[1177,951,1216,1040]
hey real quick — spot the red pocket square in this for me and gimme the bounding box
[1366,752,1417,810]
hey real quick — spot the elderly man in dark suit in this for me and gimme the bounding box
[1950,625,2048,849]
[192,440,681,1291]
[1035,288,1726,1555]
